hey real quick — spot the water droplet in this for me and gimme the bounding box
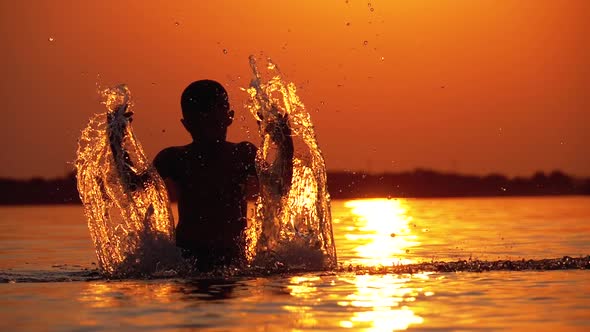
[48,37,54,42]
[370,7,375,12]
[346,22,351,26]
[223,49,228,54]
[363,40,368,46]
[380,56,385,61]
[368,2,372,7]
[174,21,180,26]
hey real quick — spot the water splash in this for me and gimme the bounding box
[76,59,336,275]
[245,56,337,269]
[75,84,179,277]
[2,256,587,283]
[338,256,590,275]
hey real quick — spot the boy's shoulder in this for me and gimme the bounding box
[228,141,257,168]
[233,141,257,156]
[154,142,257,164]
[153,142,258,178]
[233,141,257,176]
[155,144,189,160]
[153,145,191,178]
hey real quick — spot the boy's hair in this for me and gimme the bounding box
[180,80,229,119]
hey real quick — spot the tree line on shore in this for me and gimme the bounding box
[0,169,588,205]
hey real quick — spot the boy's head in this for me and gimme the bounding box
[180,80,234,141]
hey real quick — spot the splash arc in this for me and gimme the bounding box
[245,56,337,269]
[75,84,178,277]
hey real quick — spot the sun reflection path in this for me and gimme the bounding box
[338,274,427,331]
[284,276,322,329]
[286,273,429,331]
[286,198,430,331]
[344,199,420,266]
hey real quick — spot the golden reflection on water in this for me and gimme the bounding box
[336,273,427,331]
[344,199,419,266]
[337,199,425,330]
[286,273,429,331]
[286,199,427,331]
[286,276,322,329]
[79,282,177,309]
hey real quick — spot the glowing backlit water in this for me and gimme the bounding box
[1,197,589,330]
[75,85,178,277]
[245,56,336,268]
[76,65,336,275]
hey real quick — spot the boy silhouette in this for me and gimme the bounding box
[152,80,293,271]
[108,80,293,271]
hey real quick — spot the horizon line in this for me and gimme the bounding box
[1,167,589,181]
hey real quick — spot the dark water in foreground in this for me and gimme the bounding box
[1,197,589,331]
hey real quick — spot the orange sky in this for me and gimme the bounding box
[1,1,588,178]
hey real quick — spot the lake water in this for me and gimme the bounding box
[1,197,589,331]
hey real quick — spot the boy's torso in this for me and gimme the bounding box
[154,141,256,249]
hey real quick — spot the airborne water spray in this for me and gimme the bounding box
[75,84,179,277]
[245,56,337,269]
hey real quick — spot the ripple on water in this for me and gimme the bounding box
[1,256,587,283]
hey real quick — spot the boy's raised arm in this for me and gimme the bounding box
[107,105,149,192]
[264,112,294,197]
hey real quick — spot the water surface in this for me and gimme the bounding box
[1,197,589,331]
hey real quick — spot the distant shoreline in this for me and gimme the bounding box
[0,169,588,205]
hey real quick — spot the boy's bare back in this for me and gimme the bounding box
[154,140,256,265]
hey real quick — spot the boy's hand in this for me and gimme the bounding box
[107,104,134,124]
[118,104,134,123]
[266,113,291,143]
[123,110,134,123]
